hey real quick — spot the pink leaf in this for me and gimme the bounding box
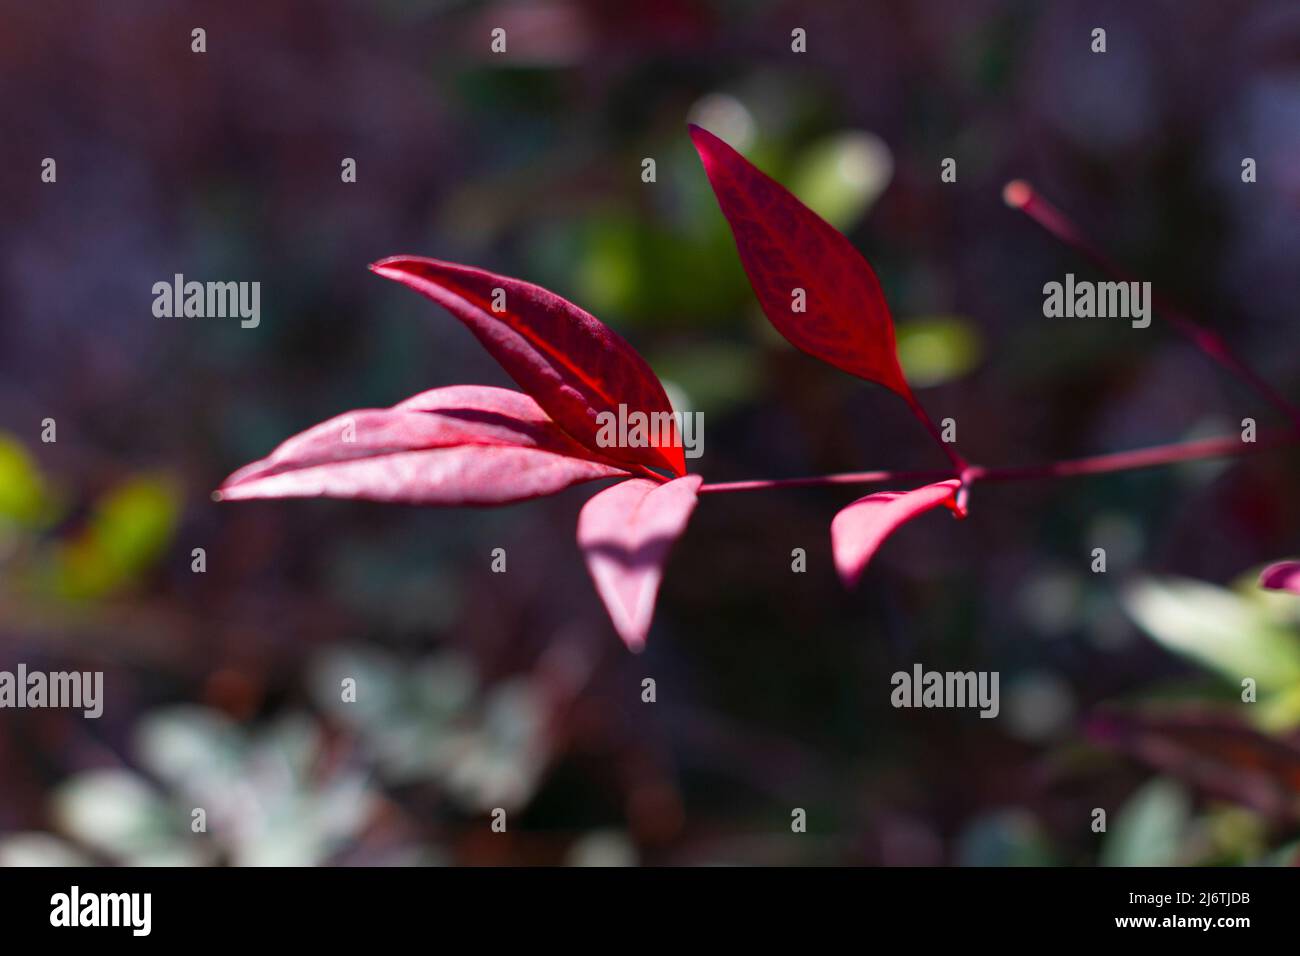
[370,256,686,477]
[830,479,961,588]
[1260,560,1300,595]
[689,124,914,400]
[577,474,703,651]
[217,385,629,506]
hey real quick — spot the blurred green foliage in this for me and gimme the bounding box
[895,316,984,388]
[0,434,56,529]
[1123,573,1300,728]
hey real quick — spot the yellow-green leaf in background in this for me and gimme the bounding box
[653,343,759,418]
[787,131,893,231]
[895,316,984,388]
[52,476,181,599]
[0,433,55,528]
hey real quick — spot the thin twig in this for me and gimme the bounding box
[698,427,1295,495]
[1003,180,1300,429]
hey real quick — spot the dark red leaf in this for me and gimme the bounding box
[1260,560,1300,595]
[370,256,685,477]
[830,479,960,587]
[690,124,913,399]
[577,474,702,651]
[217,385,629,506]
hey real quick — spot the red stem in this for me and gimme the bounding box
[696,185,1299,502]
[1003,180,1300,430]
[700,467,952,494]
[904,392,967,472]
[698,427,1293,495]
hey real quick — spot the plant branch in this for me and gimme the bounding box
[904,392,967,471]
[1003,180,1300,429]
[699,467,955,494]
[968,427,1294,482]
[697,185,1299,499]
[698,428,1294,495]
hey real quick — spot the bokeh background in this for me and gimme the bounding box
[2,0,1300,866]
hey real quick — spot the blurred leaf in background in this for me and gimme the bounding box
[0,433,59,531]
[1100,778,1191,866]
[0,707,387,867]
[33,476,182,601]
[1122,574,1300,727]
[312,646,550,813]
[894,316,984,389]
[786,131,893,231]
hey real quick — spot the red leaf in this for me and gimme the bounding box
[577,474,703,651]
[217,385,629,506]
[370,256,685,477]
[830,479,960,587]
[689,124,913,399]
[1260,560,1300,595]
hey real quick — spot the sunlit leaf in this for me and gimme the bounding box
[371,256,685,476]
[831,480,961,588]
[691,124,914,399]
[578,475,702,650]
[218,386,630,506]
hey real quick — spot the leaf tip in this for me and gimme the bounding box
[834,560,863,591]
[687,123,725,163]
[369,255,432,281]
[1259,560,1300,595]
